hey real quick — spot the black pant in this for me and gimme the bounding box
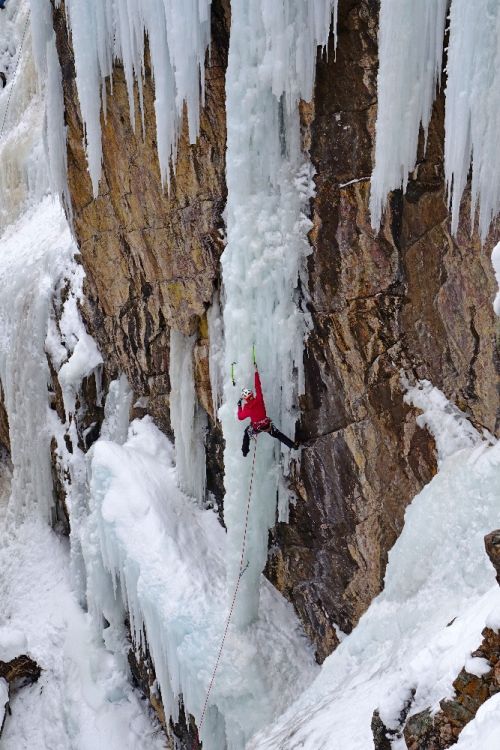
[242,423,294,456]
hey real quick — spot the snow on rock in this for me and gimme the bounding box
[56,264,103,417]
[402,377,490,463]
[83,415,317,750]
[250,433,500,749]
[0,512,166,750]
[220,0,335,630]
[492,241,500,316]
[0,628,27,663]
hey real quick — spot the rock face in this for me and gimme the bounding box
[0,386,9,454]
[265,0,499,662]
[485,530,500,586]
[50,0,499,732]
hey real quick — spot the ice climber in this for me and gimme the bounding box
[238,363,299,456]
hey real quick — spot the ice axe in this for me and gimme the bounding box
[230,361,237,387]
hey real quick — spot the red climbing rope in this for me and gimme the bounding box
[0,10,31,144]
[192,438,258,749]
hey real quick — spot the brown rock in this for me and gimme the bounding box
[0,384,9,454]
[484,530,500,585]
[0,654,41,691]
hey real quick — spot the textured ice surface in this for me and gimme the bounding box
[169,329,207,503]
[492,241,500,316]
[83,416,317,750]
[250,390,499,749]
[0,1,50,231]
[220,0,336,629]
[0,199,75,523]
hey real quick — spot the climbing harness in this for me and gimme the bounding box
[0,10,30,144]
[192,438,258,748]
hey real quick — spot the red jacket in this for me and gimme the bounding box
[237,371,269,429]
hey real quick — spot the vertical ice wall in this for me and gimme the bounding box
[61,0,211,194]
[372,0,500,239]
[220,1,337,628]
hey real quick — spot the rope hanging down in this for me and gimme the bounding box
[0,9,30,144]
[192,438,258,748]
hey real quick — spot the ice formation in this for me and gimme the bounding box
[492,241,500,316]
[0,1,49,232]
[372,0,500,239]
[80,415,317,750]
[0,8,169,745]
[169,330,207,503]
[220,0,336,629]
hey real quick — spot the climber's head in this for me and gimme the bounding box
[241,388,253,401]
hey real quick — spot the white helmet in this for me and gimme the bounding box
[241,388,252,399]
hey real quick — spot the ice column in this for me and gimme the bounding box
[220,1,336,627]
[0,1,48,232]
[370,0,447,229]
[169,330,207,503]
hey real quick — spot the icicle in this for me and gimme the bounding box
[169,329,207,503]
[207,291,224,419]
[492,242,500,317]
[370,0,447,230]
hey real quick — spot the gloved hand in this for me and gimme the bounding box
[238,399,242,408]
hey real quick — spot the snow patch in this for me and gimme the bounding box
[250,439,500,749]
[402,377,490,463]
